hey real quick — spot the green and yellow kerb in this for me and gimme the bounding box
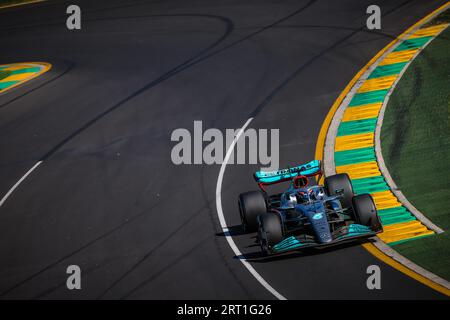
[0,62,51,93]
[334,23,448,245]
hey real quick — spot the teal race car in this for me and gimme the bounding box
[238,160,383,255]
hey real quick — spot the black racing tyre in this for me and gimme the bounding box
[258,212,283,254]
[325,173,354,209]
[352,194,383,232]
[238,191,267,232]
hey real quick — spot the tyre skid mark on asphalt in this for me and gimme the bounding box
[0,60,75,110]
[0,182,204,297]
[0,14,236,297]
[0,3,320,297]
[0,13,234,209]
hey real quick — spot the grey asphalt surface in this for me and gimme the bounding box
[0,0,447,299]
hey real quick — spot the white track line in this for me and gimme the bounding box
[5,120,284,299]
[215,117,287,300]
[0,161,42,207]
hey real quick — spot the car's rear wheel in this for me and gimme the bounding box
[238,191,267,232]
[325,173,354,209]
[258,212,283,254]
[352,194,383,232]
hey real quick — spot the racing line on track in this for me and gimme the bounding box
[215,117,287,300]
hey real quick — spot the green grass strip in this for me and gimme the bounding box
[392,232,450,280]
[423,8,450,27]
[335,147,376,166]
[367,62,407,79]
[380,11,450,282]
[337,117,377,136]
[393,36,432,52]
[351,175,390,194]
[348,89,389,107]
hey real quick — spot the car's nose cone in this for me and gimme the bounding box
[302,202,333,243]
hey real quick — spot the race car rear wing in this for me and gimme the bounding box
[254,160,322,190]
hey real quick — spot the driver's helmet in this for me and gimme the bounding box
[313,187,326,200]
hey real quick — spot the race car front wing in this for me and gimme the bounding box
[270,224,379,254]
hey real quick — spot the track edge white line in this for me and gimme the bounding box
[0,161,42,207]
[215,117,287,300]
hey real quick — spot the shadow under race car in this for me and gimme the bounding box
[238,160,383,255]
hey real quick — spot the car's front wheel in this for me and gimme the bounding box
[258,212,283,254]
[238,191,267,232]
[352,194,383,232]
[325,173,354,209]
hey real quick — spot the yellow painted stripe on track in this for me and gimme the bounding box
[315,2,450,296]
[0,0,46,10]
[363,242,450,296]
[379,49,418,66]
[334,132,374,152]
[357,75,398,93]
[0,72,37,82]
[371,190,402,210]
[335,161,381,180]
[342,103,383,122]
[408,23,449,39]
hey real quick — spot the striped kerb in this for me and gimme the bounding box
[368,62,408,79]
[342,103,383,121]
[348,89,389,107]
[332,24,449,245]
[0,63,48,92]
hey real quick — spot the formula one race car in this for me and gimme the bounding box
[238,160,383,255]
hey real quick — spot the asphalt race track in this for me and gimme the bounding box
[0,0,447,299]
